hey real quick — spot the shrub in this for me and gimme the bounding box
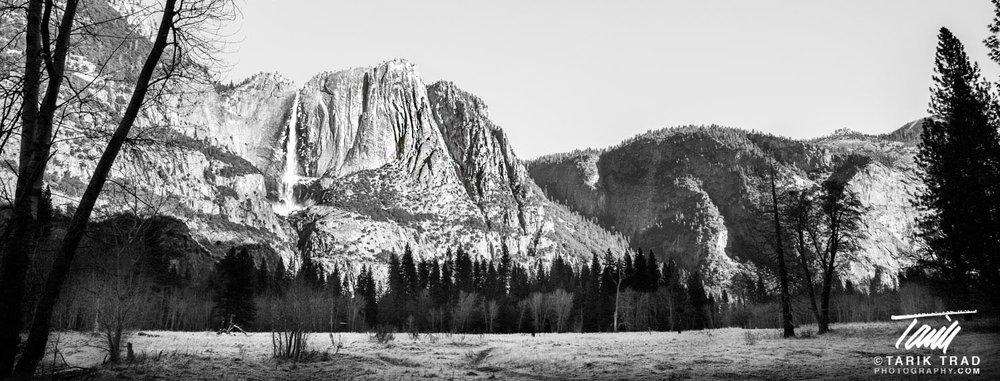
[272,329,312,362]
[370,326,395,345]
[328,333,344,354]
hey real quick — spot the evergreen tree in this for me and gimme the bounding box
[400,245,418,297]
[869,266,883,295]
[356,266,378,328]
[485,261,499,299]
[473,259,484,291]
[647,251,660,292]
[430,259,445,304]
[299,258,325,290]
[534,260,548,291]
[634,249,648,292]
[255,261,270,296]
[987,0,1000,65]
[387,251,403,297]
[272,260,290,295]
[600,250,618,330]
[687,271,709,330]
[916,27,1000,311]
[417,259,430,291]
[584,253,603,332]
[622,251,634,290]
[442,250,455,301]
[663,259,687,331]
[509,265,530,299]
[329,265,343,297]
[454,247,473,293]
[577,262,592,331]
[550,255,571,291]
[214,248,257,327]
[498,244,512,295]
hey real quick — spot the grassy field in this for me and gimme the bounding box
[38,321,998,380]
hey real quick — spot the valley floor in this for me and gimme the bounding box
[39,322,998,380]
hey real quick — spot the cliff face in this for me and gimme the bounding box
[528,125,924,287]
[427,81,531,233]
[287,61,628,274]
[295,63,450,181]
[189,73,299,178]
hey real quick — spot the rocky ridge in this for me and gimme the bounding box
[527,124,925,288]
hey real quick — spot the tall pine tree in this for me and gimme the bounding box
[916,28,1000,311]
[214,248,257,328]
[401,245,418,298]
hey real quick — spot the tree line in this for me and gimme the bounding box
[207,244,723,334]
[47,231,946,341]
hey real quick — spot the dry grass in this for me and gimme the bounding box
[39,321,1000,380]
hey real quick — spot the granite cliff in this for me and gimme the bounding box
[527,124,924,288]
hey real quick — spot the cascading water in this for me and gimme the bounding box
[275,92,301,216]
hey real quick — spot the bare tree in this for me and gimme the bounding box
[429,307,447,333]
[481,299,498,333]
[0,3,23,176]
[84,177,167,364]
[344,296,364,332]
[1,1,83,375]
[611,257,633,332]
[270,282,315,362]
[526,292,545,333]
[89,246,152,364]
[546,289,574,332]
[451,291,478,332]
[5,0,237,377]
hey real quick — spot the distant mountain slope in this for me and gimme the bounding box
[528,123,924,287]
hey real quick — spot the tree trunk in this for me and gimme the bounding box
[818,208,841,335]
[613,278,621,332]
[0,0,70,376]
[818,272,833,334]
[667,291,675,331]
[769,165,795,338]
[0,0,42,367]
[795,229,822,324]
[13,1,177,377]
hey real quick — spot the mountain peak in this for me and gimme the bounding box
[831,127,861,136]
[881,118,927,143]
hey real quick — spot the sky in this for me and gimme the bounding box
[224,0,1000,159]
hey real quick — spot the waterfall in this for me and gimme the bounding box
[275,92,301,216]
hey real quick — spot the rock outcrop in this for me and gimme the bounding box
[528,124,924,288]
[288,61,629,274]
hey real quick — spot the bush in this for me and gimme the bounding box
[370,327,395,345]
[328,333,345,354]
[272,329,312,362]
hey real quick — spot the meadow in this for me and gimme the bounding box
[39,321,998,380]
